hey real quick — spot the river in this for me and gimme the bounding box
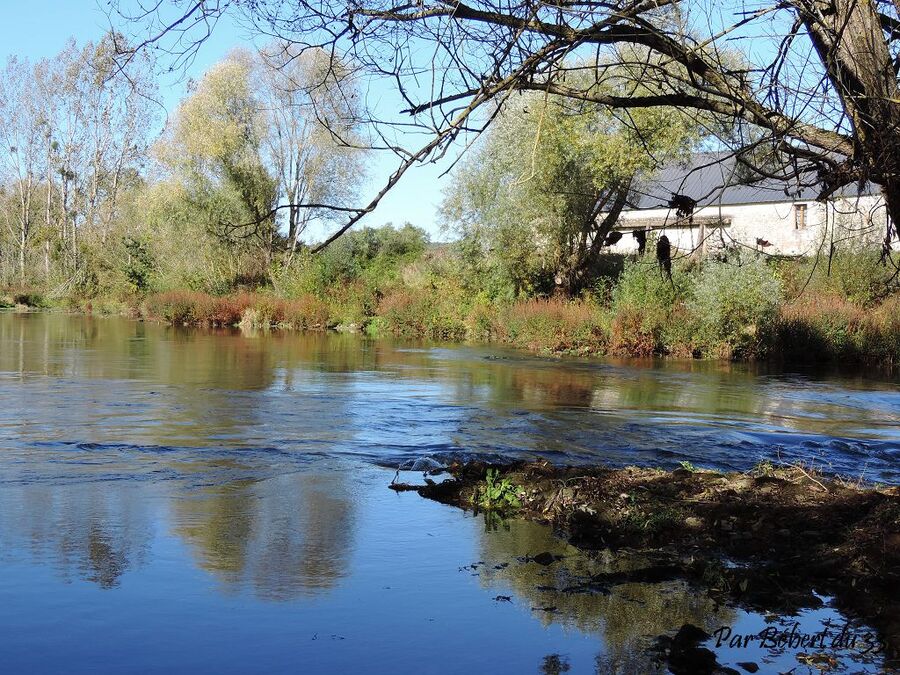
[0,312,896,673]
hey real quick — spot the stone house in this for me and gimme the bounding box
[606,152,895,257]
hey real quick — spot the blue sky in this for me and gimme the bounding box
[0,1,452,241]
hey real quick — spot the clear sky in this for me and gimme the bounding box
[0,1,452,241]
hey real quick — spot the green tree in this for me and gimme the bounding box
[159,51,278,273]
[442,88,696,296]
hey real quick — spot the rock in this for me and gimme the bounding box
[669,646,718,674]
[685,516,704,529]
[532,551,558,566]
[673,623,711,645]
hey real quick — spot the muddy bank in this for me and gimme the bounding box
[393,461,900,666]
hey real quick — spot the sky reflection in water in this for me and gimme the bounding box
[0,313,894,673]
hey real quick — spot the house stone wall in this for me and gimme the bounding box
[607,194,892,256]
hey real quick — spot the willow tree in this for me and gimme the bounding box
[158,52,279,262]
[115,0,900,249]
[443,89,697,295]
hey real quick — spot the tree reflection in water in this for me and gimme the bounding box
[171,472,355,600]
[0,482,152,589]
[475,517,735,673]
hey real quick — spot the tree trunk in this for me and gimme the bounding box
[806,0,900,224]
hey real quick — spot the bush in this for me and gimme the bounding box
[376,288,468,341]
[777,248,898,306]
[770,294,900,365]
[688,254,782,358]
[12,290,50,308]
[281,295,330,329]
[500,297,607,355]
[608,258,693,356]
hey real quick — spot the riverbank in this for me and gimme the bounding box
[393,461,900,667]
[6,283,900,368]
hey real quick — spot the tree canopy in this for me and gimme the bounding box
[443,88,698,294]
[112,0,900,247]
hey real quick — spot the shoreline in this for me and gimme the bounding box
[6,298,900,371]
[392,460,900,666]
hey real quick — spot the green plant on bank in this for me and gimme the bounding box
[476,469,522,510]
[679,461,698,472]
[622,504,684,534]
[752,459,776,477]
[688,253,782,358]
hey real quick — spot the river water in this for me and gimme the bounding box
[0,312,896,673]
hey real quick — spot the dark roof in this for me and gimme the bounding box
[628,151,880,210]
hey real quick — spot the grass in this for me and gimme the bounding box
[142,290,330,330]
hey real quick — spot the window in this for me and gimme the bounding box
[794,203,807,229]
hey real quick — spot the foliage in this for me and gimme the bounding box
[477,469,522,510]
[769,294,900,366]
[688,254,782,357]
[608,257,693,356]
[777,249,899,307]
[499,298,608,355]
[142,290,329,329]
[442,88,698,295]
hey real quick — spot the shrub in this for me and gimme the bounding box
[500,297,607,354]
[608,258,693,356]
[143,291,204,323]
[377,288,468,341]
[770,294,900,365]
[281,295,330,329]
[611,258,689,311]
[609,305,662,357]
[688,254,782,358]
[777,248,898,306]
[12,290,50,308]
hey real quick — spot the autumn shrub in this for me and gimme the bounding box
[376,288,468,341]
[500,297,607,354]
[608,306,663,357]
[607,258,693,356]
[464,298,500,342]
[143,291,206,324]
[324,280,381,327]
[281,294,330,329]
[770,294,900,365]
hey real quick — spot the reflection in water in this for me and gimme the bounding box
[0,312,898,481]
[475,519,735,671]
[171,473,355,600]
[0,312,895,672]
[0,482,152,589]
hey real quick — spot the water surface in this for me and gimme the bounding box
[0,313,895,673]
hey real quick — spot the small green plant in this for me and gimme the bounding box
[477,469,522,510]
[679,460,697,473]
[753,459,776,477]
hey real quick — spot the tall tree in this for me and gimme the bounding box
[0,57,44,282]
[254,44,366,260]
[158,51,278,263]
[114,0,900,248]
[443,88,697,294]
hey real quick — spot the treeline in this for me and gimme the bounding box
[11,223,885,367]
[0,35,364,296]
